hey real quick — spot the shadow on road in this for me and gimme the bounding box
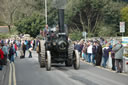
[52,64,69,71]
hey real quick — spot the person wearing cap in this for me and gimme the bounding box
[112,41,124,73]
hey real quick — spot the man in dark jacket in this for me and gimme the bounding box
[95,42,102,66]
[22,43,26,58]
[9,44,15,62]
[102,44,112,68]
[92,42,97,64]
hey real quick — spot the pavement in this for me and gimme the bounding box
[1,51,128,85]
[0,60,10,85]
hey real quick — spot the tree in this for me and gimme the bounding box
[66,0,126,37]
[0,0,40,32]
[66,0,107,37]
[15,14,45,38]
[69,29,82,41]
[0,0,21,32]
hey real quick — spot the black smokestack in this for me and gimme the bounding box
[58,9,64,33]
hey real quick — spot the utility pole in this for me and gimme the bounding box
[45,0,47,25]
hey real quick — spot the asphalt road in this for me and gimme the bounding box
[14,51,128,85]
[0,61,10,85]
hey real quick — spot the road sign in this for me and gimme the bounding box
[82,32,87,37]
[82,32,87,42]
[52,0,67,9]
[120,22,125,33]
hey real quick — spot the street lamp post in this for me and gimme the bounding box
[45,0,47,25]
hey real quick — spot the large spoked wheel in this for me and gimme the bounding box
[46,51,51,71]
[65,43,73,67]
[73,50,80,70]
[39,40,45,68]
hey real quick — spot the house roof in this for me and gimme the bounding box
[0,26,9,33]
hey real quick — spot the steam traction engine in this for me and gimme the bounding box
[38,9,80,71]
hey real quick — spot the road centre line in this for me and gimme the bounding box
[9,63,12,85]
[12,62,17,85]
[8,62,17,85]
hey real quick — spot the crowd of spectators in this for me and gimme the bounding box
[74,38,124,73]
[0,39,39,70]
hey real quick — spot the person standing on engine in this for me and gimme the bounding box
[43,25,50,39]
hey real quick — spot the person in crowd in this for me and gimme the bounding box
[111,49,116,71]
[74,42,80,50]
[1,40,4,45]
[9,44,15,62]
[22,42,26,58]
[100,37,104,45]
[2,43,8,65]
[92,41,97,65]
[0,44,4,70]
[28,40,33,58]
[25,40,28,50]
[109,43,112,49]
[82,43,88,61]
[87,41,93,63]
[16,40,20,50]
[35,39,39,51]
[33,40,35,50]
[74,40,84,56]
[112,41,124,73]
[102,44,112,68]
[79,40,84,55]
[95,41,102,66]
[14,42,18,57]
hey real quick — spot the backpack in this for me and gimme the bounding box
[9,47,14,55]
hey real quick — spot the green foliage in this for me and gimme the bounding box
[10,26,19,35]
[0,33,10,39]
[15,14,45,38]
[121,6,128,21]
[97,23,117,37]
[69,29,82,41]
[66,0,126,37]
[66,0,106,34]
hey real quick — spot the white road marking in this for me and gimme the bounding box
[12,62,17,85]
[9,63,12,85]
[8,62,17,85]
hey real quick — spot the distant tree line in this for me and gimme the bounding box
[0,0,128,39]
